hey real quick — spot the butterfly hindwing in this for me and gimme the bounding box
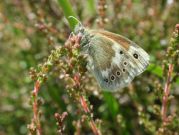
[86,30,149,91]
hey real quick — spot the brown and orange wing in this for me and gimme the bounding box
[90,30,131,50]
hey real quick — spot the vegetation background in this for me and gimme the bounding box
[0,0,179,135]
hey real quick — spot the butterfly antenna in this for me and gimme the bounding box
[68,16,82,26]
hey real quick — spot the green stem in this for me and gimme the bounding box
[87,0,96,15]
[57,0,78,30]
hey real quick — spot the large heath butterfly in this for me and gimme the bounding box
[70,17,150,91]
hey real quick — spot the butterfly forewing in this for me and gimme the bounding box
[90,30,131,50]
[91,30,150,74]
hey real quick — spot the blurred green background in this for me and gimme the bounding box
[0,0,179,135]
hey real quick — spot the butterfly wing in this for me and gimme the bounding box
[87,30,149,91]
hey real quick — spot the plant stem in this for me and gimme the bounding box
[80,96,100,135]
[69,35,101,135]
[57,0,78,30]
[33,80,42,135]
[161,64,174,122]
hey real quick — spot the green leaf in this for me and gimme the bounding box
[176,78,179,84]
[147,63,163,78]
[87,0,96,15]
[103,91,120,119]
[57,0,78,30]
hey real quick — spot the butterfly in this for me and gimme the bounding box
[72,22,150,91]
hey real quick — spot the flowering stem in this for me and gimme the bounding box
[161,64,174,122]
[80,96,100,135]
[32,80,42,135]
[54,112,68,134]
[89,120,100,135]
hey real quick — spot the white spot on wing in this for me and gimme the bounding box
[111,43,123,65]
[101,69,109,77]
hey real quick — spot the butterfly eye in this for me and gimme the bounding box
[122,68,126,72]
[110,75,115,81]
[116,71,121,76]
[133,53,138,59]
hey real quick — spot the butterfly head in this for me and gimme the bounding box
[73,24,93,51]
[74,24,85,36]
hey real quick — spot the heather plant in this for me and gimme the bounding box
[0,0,179,135]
